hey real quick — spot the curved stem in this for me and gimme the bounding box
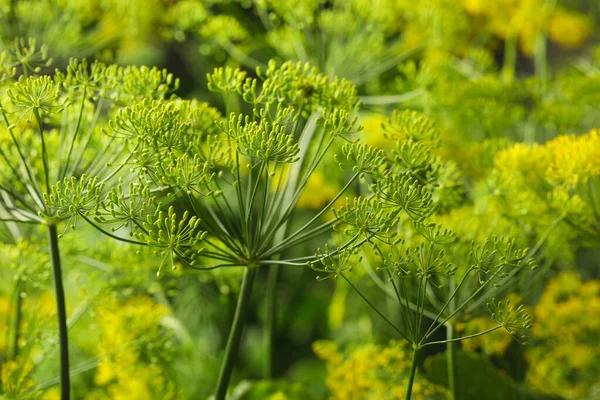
[48,224,70,400]
[264,264,279,378]
[423,326,501,347]
[446,277,458,400]
[405,346,420,400]
[446,324,457,400]
[340,272,410,342]
[215,266,257,400]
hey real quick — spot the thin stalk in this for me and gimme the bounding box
[421,268,473,340]
[416,277,427,340]
[340,273,410,342]
[446,277,458,400]
[264,264,279,378]
[423,326,501,347]
[446,324,457,400]
[502,35,517,82]
[47,224,70,400]
[33,109,51,196]
[1,108,44,208]
[279,172,359,246]
[405,346,420,400]
[215,266,257,400]
[61,85,87,177]
[9,280,22,360]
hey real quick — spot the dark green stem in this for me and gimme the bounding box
[447,279,457,399]
[10,280,22,360]
[405,346,420,400]
[48,224,70,400]
[447,324,457,400]
[215,266,257,400]
[264,264,279,378]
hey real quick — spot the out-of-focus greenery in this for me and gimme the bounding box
[1,0,600,399]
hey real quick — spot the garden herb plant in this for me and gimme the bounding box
[0,45,179,399]
[53,60,387,399]
[2,2,600,398]
[309,110,537,400]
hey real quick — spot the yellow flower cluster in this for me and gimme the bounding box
[459,0,592,54]
[0,358,35,397]
[87,295,179,400]
[313,341,447,400]
[526,272,600,399]
[543,130,600,188]
[494,142,549,187]
[493,129,600,244]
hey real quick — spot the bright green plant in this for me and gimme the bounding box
[49,60,385,399]
[309,110,536,400]
[0,44,179,398]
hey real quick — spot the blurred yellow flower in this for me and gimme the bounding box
[546,9,593,49]
[314,340,446,400]
[544,130,600,188]
[88,294,179,399]
[527,272,600,399]
[460,0,592,55]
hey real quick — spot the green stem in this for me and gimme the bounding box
[34,109,51,196]
[405,346,420,400]
[264,264,279,378]
[502,34,517,82]
[534,32,548,91]
[446,324,457,400]
[48,224,70,400]
[340,273,411,342]
[215,266,257,400]
[9,280,22,360]
[423,326,502,347]
[446,276,457,400]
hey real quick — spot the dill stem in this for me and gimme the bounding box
[215,266,257,400]
[264,264,279,378]
[48,224,70,400]
[10,280,22,360]
[447,323,457,400]
[447,278,458,400]
[405,346,420,400]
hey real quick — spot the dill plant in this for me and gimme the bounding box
[49,62,539,399]
[49,60,385,399]
[310,110,537,400]
[0,42,179,398]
